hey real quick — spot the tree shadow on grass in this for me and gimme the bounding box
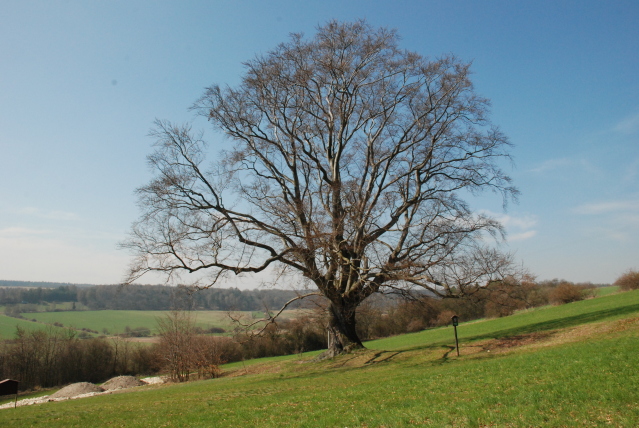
[401,302,639,353]
[364,351,402,365]
[466,303,639,343]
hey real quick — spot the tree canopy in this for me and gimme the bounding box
[123,20,518,356]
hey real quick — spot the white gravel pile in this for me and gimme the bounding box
[49,382,104,399]
[102,376,147,391]
[140,376,165,385]
[0,375,166,410]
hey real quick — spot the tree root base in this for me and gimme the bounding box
[314,343,365,361]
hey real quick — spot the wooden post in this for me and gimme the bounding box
[451,316,460,357]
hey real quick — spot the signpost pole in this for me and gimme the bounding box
[452,316,460,357]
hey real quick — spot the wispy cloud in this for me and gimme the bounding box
[574,200,639,215]
[482,211,538,242]
[509,230,538,242]
[614,112,639,135]
[529,158,599,174]
[574,199,639,242]
[0,227,50,238]
[497,213,538,230]
[17,207,80,221]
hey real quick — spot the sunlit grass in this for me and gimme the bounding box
[2,322,638,427]
[2,290,639,427]
[367,289,639,351]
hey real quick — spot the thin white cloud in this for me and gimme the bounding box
[574,200,639,215]
[509,230,538,242]
[481,210,538,242]
[529,158,598,174]
[17,207,80,221]
[614,112,639,135]
[529,158,572,173]
[499,214,538,230]
[0,226,51,238]
[574,199,639,242]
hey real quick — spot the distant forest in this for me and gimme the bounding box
[0,280,94,288]
[0,282,304,311]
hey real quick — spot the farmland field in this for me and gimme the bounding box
[2,289,639,426]
[22,310,232,335]
[0,314,70,339]
[4,309,306,338]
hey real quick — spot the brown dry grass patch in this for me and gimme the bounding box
[464,316,639,358]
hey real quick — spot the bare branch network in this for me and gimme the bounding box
[122,20,519,354]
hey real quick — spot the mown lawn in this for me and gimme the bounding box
[2,290,639,427]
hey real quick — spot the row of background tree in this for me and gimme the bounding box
[0,283,305,312]
[0,278,614,313]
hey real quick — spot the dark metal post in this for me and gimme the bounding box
[452,315,460,356]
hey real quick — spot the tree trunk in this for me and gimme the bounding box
[317,302,364,360]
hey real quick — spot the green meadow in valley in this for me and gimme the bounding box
[0,310,287,338]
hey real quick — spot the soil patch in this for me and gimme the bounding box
[485,331,554,351]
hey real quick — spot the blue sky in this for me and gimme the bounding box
[1,0,638,286]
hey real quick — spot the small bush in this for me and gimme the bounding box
[77,331,92,339]
[406,318,427,332]
[549,282,585,304]
[614,270,639,291]
[435,310,457,327]
[192,326,226,335]
[124,326,152,337]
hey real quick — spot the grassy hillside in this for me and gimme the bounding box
[0,314,71,339]
[2,290,639,427]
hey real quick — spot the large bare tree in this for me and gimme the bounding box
[123,21,518,356]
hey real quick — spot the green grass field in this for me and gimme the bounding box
[2,290,639,426]
[595,285,620,296]
[2,309,303,338]
[0,314,71,339]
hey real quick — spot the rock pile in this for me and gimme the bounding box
[102,376,147,391]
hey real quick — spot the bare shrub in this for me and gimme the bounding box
[191,336,226,379]
[614,269,639,291]
[156,311,195,382]
[130,344,162,375]
[279,316,327,354]
[481,280,528,318]
[548,282,585,304]
[435,310,457,327]
[406,318,428,333]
